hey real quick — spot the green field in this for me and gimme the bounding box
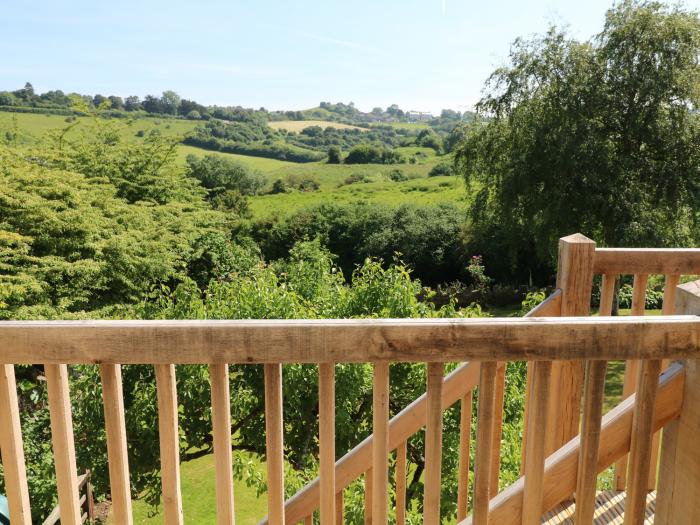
[1,111,466,217]
[107,451,268,524]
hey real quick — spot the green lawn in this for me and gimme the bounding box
[107,451,268,524]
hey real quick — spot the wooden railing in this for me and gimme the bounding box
[0,234,699,525]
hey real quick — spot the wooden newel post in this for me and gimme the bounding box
[547,234,595,456]
[655,280,700,524]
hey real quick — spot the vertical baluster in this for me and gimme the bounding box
[624,359,662,525]
[646,274,681,489]
[364,468,372,525]
[574,360,607,525]
[490,364,505,493]
[573,274,615,524]
[0,364,31,525]
[155,364,184,525]
[372,362,389,525]
[521,361,552,525]
[45,363,81,525]
[520,363,533,475]
[304,515,313,525]
[210,363,235,525]
[335,490,344,525]
[319,363,336,525]
[615,273,648,490]
[265,363,285,525]
[395,442,407,525]
[424,363,444,525]
[457,389,473,521]
[473,361,498,525]
[100,364,133,525]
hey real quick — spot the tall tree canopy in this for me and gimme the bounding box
[456,0,700,263]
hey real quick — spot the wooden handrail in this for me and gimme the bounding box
[1,316,699,363]
[593,248,700,275]
[458,362,686,525]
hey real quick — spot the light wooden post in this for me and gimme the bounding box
[265,363,285,525]
[547,234,595,456]
[656,280,700,524]
[210,363,235,525]
[615,273,649,490]
[372,362,389,525]
[45,364,82,525]
[424,362,444,525]
[0,364,32,525]
[100,364,133,525]
[395,442,407,525]
[521,361,552,525]
[490,364,505,493]
[155,364,184,525]
[364,468,373,525]
[319,363,335,525]
[457,390,473,521]
[473,361,498,525]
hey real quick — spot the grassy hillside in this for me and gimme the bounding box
[1,111,466,216]
[268,119,366,132]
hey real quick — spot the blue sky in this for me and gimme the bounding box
[3,0,699,113]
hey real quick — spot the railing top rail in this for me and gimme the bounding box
[0,316,698,364]
[593,247,700,275]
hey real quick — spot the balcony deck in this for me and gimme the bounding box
[543,491,656,524]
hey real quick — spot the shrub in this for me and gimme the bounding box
[387,169,408,182]
[429,161,454,177]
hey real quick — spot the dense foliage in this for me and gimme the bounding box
[455,0,700,271]
[243,202,469,286]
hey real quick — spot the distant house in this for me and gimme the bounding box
[406,110,433,121]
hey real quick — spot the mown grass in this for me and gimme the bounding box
[107,451,268,524]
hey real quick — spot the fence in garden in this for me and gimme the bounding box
[0,234,699,524]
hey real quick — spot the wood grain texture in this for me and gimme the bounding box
[491,364,505,493]
[457,391,473,522]
[593,248,700,275]
[458,363,685,525]
[396,442,407,525]
[655,279,700,525]
[319,363,335,525]
[264,363,285,525]
[473,361,499,525]
[372,362,389,525]
[521,361,552,525]
[574,360,607,525]
[364,469,372,525]
[45,364,82,525]
[210,363,235,525]
[335,490,343,525]
[155,364,183,525]
[0,364,32,525]
[424,363,444,525]
[549,234,595,456]
[100,364,133,525]
[1,316,699,364]
[521,289,563,475]
[274,361,483,524]
[624,359,661,524]
[615,274,648,490]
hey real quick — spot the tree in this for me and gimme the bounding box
[93,94,108,108]
[327,145,341,164]
[160,90,181,115]
[141,95,163,114]
[186,154,266,197]
[124,95,141,111]
[108,95,124,110]
[455,0,700,264]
